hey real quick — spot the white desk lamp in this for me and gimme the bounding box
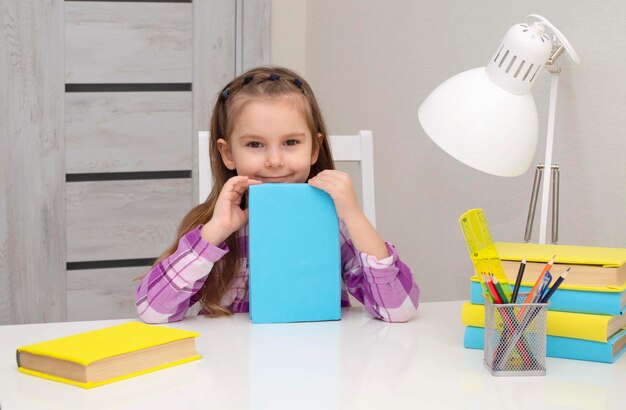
[418,14,579,244]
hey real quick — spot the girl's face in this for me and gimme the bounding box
[217,96,320,184]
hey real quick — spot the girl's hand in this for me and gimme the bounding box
[201,176,261,246]
[308,170,361,222]
[309,170,389,259]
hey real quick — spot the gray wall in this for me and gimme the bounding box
[300,1,626,301]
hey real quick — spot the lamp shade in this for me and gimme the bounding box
[418,19,557,177]
[418,67,538,177]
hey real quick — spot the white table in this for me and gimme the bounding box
[1,301,625,410]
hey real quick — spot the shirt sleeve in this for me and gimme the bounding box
[340,223,420,322]
[135,225,228,323]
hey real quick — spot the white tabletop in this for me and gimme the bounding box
[1,301,625,410]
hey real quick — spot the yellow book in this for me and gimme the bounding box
[461,302,626,343]
[495,242,626,289]
[495,242,626,268]
[497,261,626,290]
[17,322,201,389]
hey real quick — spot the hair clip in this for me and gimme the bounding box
[222,88,229,99]
[244,76,253,84]
[269,73,281,81]
[293,78,303,88]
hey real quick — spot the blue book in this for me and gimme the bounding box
[469,280,626,316]
[248,184,341,324]
[464,326,626,364]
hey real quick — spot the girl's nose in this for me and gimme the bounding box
[265,149,284,168]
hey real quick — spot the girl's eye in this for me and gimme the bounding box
[247,141,263,148]
[284,139,300,146]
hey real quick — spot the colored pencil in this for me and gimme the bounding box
[490,273,509,304]
[483,273,502,304]
[510,257,526,303]
[484,273,537,368]
[523,255,556,304]
[478,271,494,302]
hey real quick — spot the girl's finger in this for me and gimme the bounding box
[311,176,340,188]
[309,179,335,195]
[231,184,247,196]
[219,177,262,203]
[232,177,262,188]
[223,189,242,204]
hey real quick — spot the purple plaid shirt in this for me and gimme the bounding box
[136,223,419,323]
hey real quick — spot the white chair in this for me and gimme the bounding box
[198,130,376,228]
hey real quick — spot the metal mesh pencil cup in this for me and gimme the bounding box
[483,295,548,376]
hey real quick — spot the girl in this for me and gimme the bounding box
[136,66,419,323]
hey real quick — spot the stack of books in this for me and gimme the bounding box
[462,242,626,363]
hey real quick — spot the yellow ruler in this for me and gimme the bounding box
[459,208,512,297]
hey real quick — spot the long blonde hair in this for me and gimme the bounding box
[152,66,335,316]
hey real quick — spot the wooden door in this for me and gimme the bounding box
[1,0,270,324]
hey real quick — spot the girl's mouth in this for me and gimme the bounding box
[257,175,290,183]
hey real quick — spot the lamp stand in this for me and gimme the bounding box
[524,45,565,244]
[524,164,560,244]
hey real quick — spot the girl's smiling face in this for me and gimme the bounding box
[217,95,320,184]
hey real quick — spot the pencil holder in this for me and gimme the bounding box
[483,295,548,376]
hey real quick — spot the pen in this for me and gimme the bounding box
[533,271,552,303]
[523,255,556,304]
[510,257,526,304]
[540,268,570,303]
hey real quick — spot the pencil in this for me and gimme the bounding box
[490,273,509,304]
[510,257,526,304]
[478,271,494,303]
[497,270,568,370]
[523,254,556,304]
[540,268,570,303]
[483,273,502,304]
[485,273,536,369]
